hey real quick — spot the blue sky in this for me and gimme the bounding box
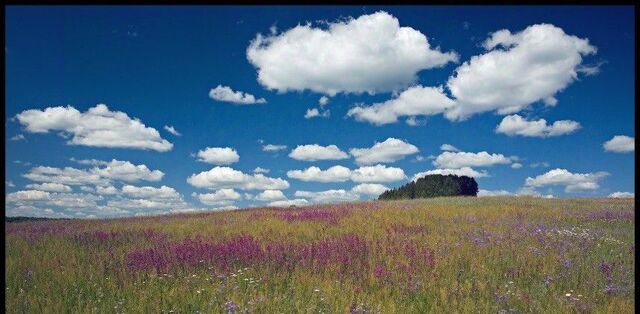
[5,6,635,218]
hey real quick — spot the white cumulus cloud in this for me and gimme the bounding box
[287,165,352,182]
[496,114,580,137]
[25,183,72,193]
[445,24,596,121]
[603,135,634,153]
[15,104,173,152]
[288,144,349,161]
[433,151,512,169]
[255,189,287,201]
[187,166,289,191]
[347,86,455,125]
[349,138,419,165]
[196,147,240,165]
[350,183,389,196]
[608,192,634,198]
[208,85,266,104]
[351,164,406,183]
[247,11,458,96]
[524,168,608,193]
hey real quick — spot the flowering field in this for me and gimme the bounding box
[5,197,635,313]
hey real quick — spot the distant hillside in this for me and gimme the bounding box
[5,216,71,223]
[379,174,478,200]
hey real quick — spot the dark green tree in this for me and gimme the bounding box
[378,174,478,200]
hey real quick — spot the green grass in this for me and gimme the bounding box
[5,196,635,313]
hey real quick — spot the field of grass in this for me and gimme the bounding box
[5,196,635,313]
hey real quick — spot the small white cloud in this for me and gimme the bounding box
[319,96,329,106]
[440,144,460,152]
[530,161,550,168]
[351,164,406,183]
[10,134,25,141]
[496,114,580,137]
[289,144,349,161]
[351,183,389,196]
[267,199,309,207]
[253,167,270,174]
[196,147,240,165]
[255,189,287,201]
[608,191,634,198]
[194,189,241,206]
[96,185,119,195]
[91,160,164,182]
[304,108,330,119]
[209,85,266,105]
[433,151,512,169]
[511,163,523,169]
[349,138,419,166]
[262,144,288,152]
[294,189,360,204]
[164,125,182,136]
[478,189,512,197]
[6,180,15,188]
[603,135,634,153]
[524,168,608,193]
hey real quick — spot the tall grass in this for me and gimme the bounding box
[5,197,635,313]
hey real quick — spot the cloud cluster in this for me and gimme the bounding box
[287,164,405,183]
[496,114,580,137]
[247,11,458,95]
[348,23,597,124]
[209,85,266,104]
[16,104,173,152]
[187,166,289,190]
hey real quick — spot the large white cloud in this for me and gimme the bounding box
[288,144,349,161]
[524,168,608,193]
[350,183,389,196]
[287,165,352,182]
[347,86,455,125]
[187,166,289,190]
[445,24,596,120]
[412,167,488,181]
[194,189,242,206]
[196,147,240,165]
[294,189,360,203]
[25,183,72,193]
[15,104,173,152]
[496,114,580,137]
[91,160,164,182]
[433,151,512,169]
[349,138,419,165]
[247,11,458,96]
[603,135,634,153]
[209,85,266,104]
[350,164,406,183]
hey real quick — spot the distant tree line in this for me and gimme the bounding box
[5,216,71,223]
[378,174,478,200]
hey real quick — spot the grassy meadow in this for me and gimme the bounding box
[5,196,635,313]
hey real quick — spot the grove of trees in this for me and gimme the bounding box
[378,174,478,200]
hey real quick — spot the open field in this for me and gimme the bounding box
[5,197,635,313]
